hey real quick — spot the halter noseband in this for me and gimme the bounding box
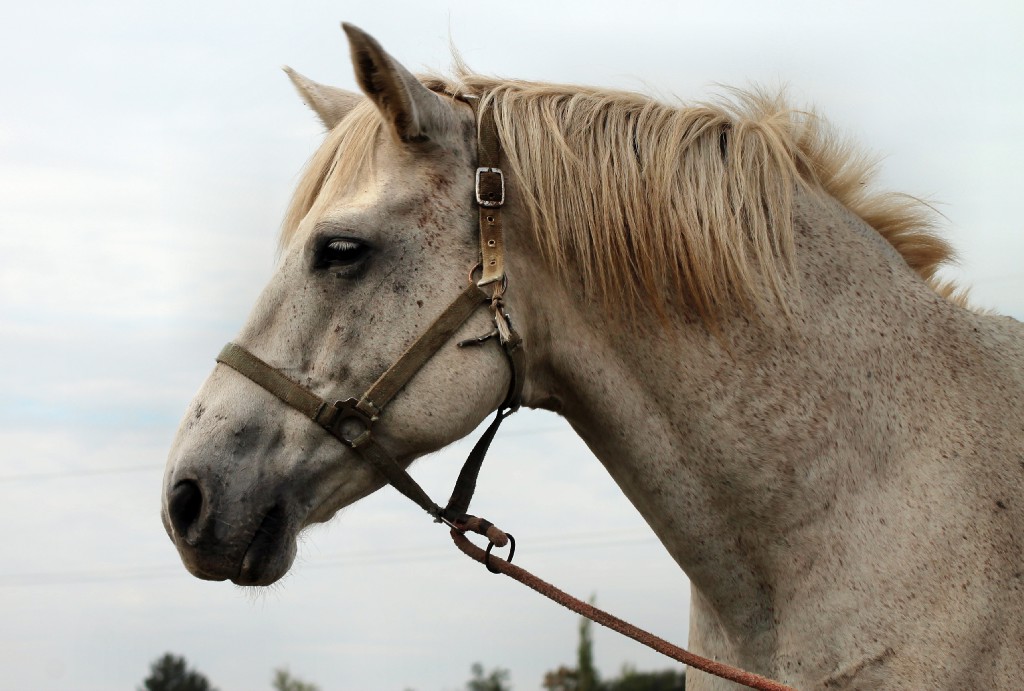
[215,97,524,534]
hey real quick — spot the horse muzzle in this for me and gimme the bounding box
[162,475,298,586]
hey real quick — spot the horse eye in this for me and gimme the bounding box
[316,238,369,268]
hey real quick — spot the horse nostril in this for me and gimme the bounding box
[168,480,204,539]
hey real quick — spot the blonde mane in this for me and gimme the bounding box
[282,73,960,322]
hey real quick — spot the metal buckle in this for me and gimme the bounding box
[316,398,375,448]
[467,262,508,294]
[475,167,505,208]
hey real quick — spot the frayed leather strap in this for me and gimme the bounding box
[474,101,506,287]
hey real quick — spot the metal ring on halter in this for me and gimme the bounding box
[484,533,515,573]
[467,262,508,296]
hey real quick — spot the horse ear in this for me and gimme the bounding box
[341,23,454,144]
[284,67,361,130]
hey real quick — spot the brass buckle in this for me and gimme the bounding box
[475,167,504,207]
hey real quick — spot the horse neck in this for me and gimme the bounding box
[511,185,1000,638]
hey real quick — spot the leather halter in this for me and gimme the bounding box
[216,98,524,528]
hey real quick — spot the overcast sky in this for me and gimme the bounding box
[1,1,1021,690]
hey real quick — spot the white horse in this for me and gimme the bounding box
[162,24,1024,689]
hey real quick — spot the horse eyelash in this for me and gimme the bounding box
[327,239,361,253]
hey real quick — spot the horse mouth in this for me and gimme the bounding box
[234,503,295,586]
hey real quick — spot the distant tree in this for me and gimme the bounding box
[272,667,320,691]
[467,662,512,691]
[138,653,217,691]
[541,595,687,691]
[542,664,579,690]
[602,665,685,691]
[576,601,599,691]
[542,595,599,691]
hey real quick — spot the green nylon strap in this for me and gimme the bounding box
[216,343,443,518]
[357,281,489,417]
[216,343,327,420]
[503,334,525,411]
[219,281,486,427]
[349,436,442,518]
[443,406,513,519]
[216,279,493,520]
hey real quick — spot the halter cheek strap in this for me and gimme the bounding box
[474,96,507,286]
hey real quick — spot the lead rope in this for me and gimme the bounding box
[449,528,796,691]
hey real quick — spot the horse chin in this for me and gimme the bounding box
[232,544,295,587]
[232,503,298,586]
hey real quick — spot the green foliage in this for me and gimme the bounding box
[542,664,579,690]
[467,662,512,691]
[544,662,684,691]
[540,596,687,691]
[138,653,217,691]
[602,665,685,691]
[576,601,599,691]
[272,667,320,691]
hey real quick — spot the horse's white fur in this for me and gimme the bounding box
[164,24,1024,689]
[283,66,360,130]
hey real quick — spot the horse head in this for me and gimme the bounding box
[162,25,518,586]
